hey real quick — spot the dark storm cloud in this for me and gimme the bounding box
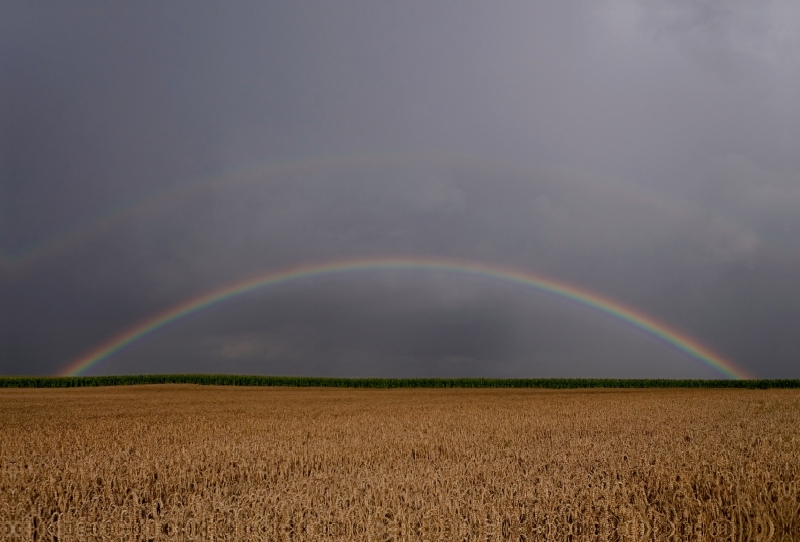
[2,1,799,377]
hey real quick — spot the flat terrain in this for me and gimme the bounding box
[1,386,799,541]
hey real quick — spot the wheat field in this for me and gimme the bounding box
[1,385,798,541]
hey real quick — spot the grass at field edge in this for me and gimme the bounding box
[0,375,799,389]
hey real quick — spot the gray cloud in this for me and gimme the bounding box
[3,1,799,378]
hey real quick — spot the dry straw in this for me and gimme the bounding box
[1,386,798,541]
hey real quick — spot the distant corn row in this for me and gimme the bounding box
[2,374,800,388]
[1,387,799,542]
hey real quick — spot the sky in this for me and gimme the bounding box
[2,1,799,378]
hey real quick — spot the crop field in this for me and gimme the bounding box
[1,386,799,541]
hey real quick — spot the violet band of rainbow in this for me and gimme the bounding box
[59,256,754,379]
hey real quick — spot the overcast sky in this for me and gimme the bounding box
[2,1,799,378]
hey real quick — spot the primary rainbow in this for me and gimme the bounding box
[59,256,754,379]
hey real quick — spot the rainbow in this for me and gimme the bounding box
[59,256,754,379]
[4,152,413,276]
[3,150,706,277]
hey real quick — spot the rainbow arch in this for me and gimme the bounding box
[4,152,413,276]
[59,256,754,379]
[4,150,709,277]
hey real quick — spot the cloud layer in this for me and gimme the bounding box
[3,2,799,377]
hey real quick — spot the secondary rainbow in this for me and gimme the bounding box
[59,256,754,379]
[5,150,701,277]
[7,151,458,275]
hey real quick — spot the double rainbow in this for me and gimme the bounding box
[59,256,753,379]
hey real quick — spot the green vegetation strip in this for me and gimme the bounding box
[0,375,799,389]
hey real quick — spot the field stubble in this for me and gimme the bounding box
[1,386,799,541]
